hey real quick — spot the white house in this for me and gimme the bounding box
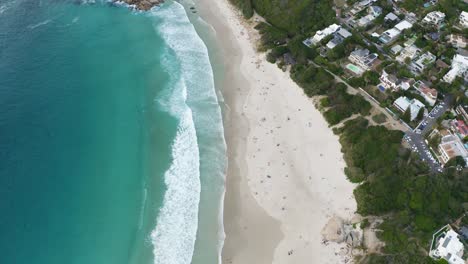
[437,135,468,165]
[393,96,425,121]
[303,24,341,47]
[443,54,468,83]
[368,6,382,17]
[447,34,467,49]
[394,20,413,31]
[379,20,413,44]
[410,52,436,74]
[460,11,468,28]
[396,45,421,63]
[379,71,400,90]
[379,28,401,44]
[384,12,399,23]
[423,11,446,26]
[430,227,465,264]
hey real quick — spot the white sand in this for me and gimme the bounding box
[195,0,358,263]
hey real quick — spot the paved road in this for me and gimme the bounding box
[404,96,452,173]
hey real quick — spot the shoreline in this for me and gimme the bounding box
[195,0,358,263]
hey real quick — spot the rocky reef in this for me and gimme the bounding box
[119,0,164,11]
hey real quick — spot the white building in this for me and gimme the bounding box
[394,20,413,31]
[423,11,446,26]
[430,226,465,264]
[447,34,467,49]
[379,28,401,44]
[384,12,399,23]
[396,45,421,63]
[443,54,468,83]
[379,20,413,44]
[460,11,468,28]
[438,134,468,165]
[393,96,425,121]
[303,24,341,47]
[348,49,378,70]
[410,52,436,74]
[379,70,400,90]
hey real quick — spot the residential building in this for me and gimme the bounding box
[379,28,401,44]
[390,44,403,55]
[410,52,436,74]
[396,45,420,63]
[394,20,413,31]
[447,34,467,49]
[303,24,341,47]
[384,12,399,23]
[423,11,446,27]
[379,70,400,90]
[430,226,465,264]
[438,134,468,165]
[393,96,425,121]
[455,105,468,123]
[413,80,438,106]
[450,119,468,139]
[348,49,378,70]
[368,5,382,17]
[357,14,376,27]
[379,20,413,44]
[460,11,468,28]
[326,28,352,49]
[443,54,468,83]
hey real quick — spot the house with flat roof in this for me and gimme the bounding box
[348,48,378,71]
[394,20,413,31]
[393,96,425,121]
[410,52,436,74]
[379,20,413,44]
[456,105,468,123]
[460,11,468,28]
[443,54,468,83]
[430,225,466,264]
[384,12,399,23]
[396,45,421,63]
[303,24,341,47]
[390,44,403,55]
[326,28,352,49]
[379,28,401,44]
[423,11,446,27]
[413,80,438,106]
[448,34,467,49]
[438,135,468,165]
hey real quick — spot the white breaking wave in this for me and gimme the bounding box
[27,19,52,29]
[150,2,227,264]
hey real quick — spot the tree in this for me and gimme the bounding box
[402,108,411,123]
[445,156,467,168]
[416,107,424,121]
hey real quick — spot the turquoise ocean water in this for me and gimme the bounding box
[0,1,226,263]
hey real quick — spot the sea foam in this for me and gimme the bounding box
[150,2,227,264]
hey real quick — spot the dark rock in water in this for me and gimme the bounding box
[118,0,164,11]
[190,6,195,10]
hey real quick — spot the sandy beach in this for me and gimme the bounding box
[196,0,358,263]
